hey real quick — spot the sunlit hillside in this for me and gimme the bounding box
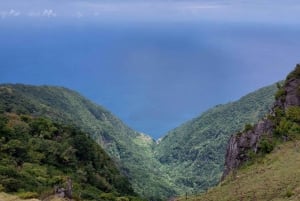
[0,192,66,201]
[178,140,300,201]
[178,65,300,201]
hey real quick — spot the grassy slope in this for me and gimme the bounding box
[179,65,300,201]
[0,192,40,201]
[0,192,67,201]
[178,140,300,201]
[155,84,278,194]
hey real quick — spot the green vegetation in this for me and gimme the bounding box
[264,67,300,152]
[275,81,286,101]
[286,64,300,80]
[155,84,278,195]
[177,140,300,201]
[275,88,286,101]
[243,124,254,132]
[0,113,140,201]
[0,83,279,199]
[0,84,174,200]
[258,136,275,154]
[180,65,300,201]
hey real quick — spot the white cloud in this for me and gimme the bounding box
[42,9,57,17]
[27,9,57,17]
[0,9,21,18]
[9,9,20,16]
[0,1,300,23]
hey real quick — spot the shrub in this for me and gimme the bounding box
[246,150,256,161]
[259,137,274,154]
[1,178,23,192]
[99,193,117,201]
[244,124,253,132]
[17,191,39,199]
[274,118,292,137]
[275,88,286,101]
[286,64,300,80]
[81,186,102,200]
[0,184,4,192]
[274,107,285,119]
[286,106,300,122]
[285,189,294,198]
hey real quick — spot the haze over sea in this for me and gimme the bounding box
[1,0,300,139]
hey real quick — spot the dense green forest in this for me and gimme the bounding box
[178,65,300,201]
[0,112,141,201]
[0,84,174,200]
[0,83,278,199]
[155,84,278,194]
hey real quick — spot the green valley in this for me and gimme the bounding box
[155,84,278,194]
[0,84,174,200]
[0,82,278,200]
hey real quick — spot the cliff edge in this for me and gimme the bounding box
[222,64,300,179]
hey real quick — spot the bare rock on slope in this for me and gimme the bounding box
[222,64,300,179]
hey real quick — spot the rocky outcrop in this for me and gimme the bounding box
[222,64,300,179]
[222,119,274,179]
[284,77,300,108]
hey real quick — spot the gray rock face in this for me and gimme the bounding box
[222,119,273,179]
[222,64,300,180]
[284,78,300,108]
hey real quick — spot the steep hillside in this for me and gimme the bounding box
[155,83,278,194]
[0,82,279,199]
[178,64,300,201]
[0,113,140,201]
[178,140,300,201]
[224,64,300,178]
[0,84,174,200]
[0,192,40,201]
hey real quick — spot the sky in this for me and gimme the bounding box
[1,0,300,139]
[1,0,300,23]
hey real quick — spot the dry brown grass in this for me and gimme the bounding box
[0,193,69,201]
[177,140,300,201]
[0,192,40,201]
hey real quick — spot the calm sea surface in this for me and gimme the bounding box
[1,20,300,138]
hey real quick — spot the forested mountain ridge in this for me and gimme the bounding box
[0,84,174,200]
[0,82,278,199]
[178,64,300,201]
[155,83,278,194]
[0,112,140,201]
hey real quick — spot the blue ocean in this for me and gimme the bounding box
[1,19,300,137]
